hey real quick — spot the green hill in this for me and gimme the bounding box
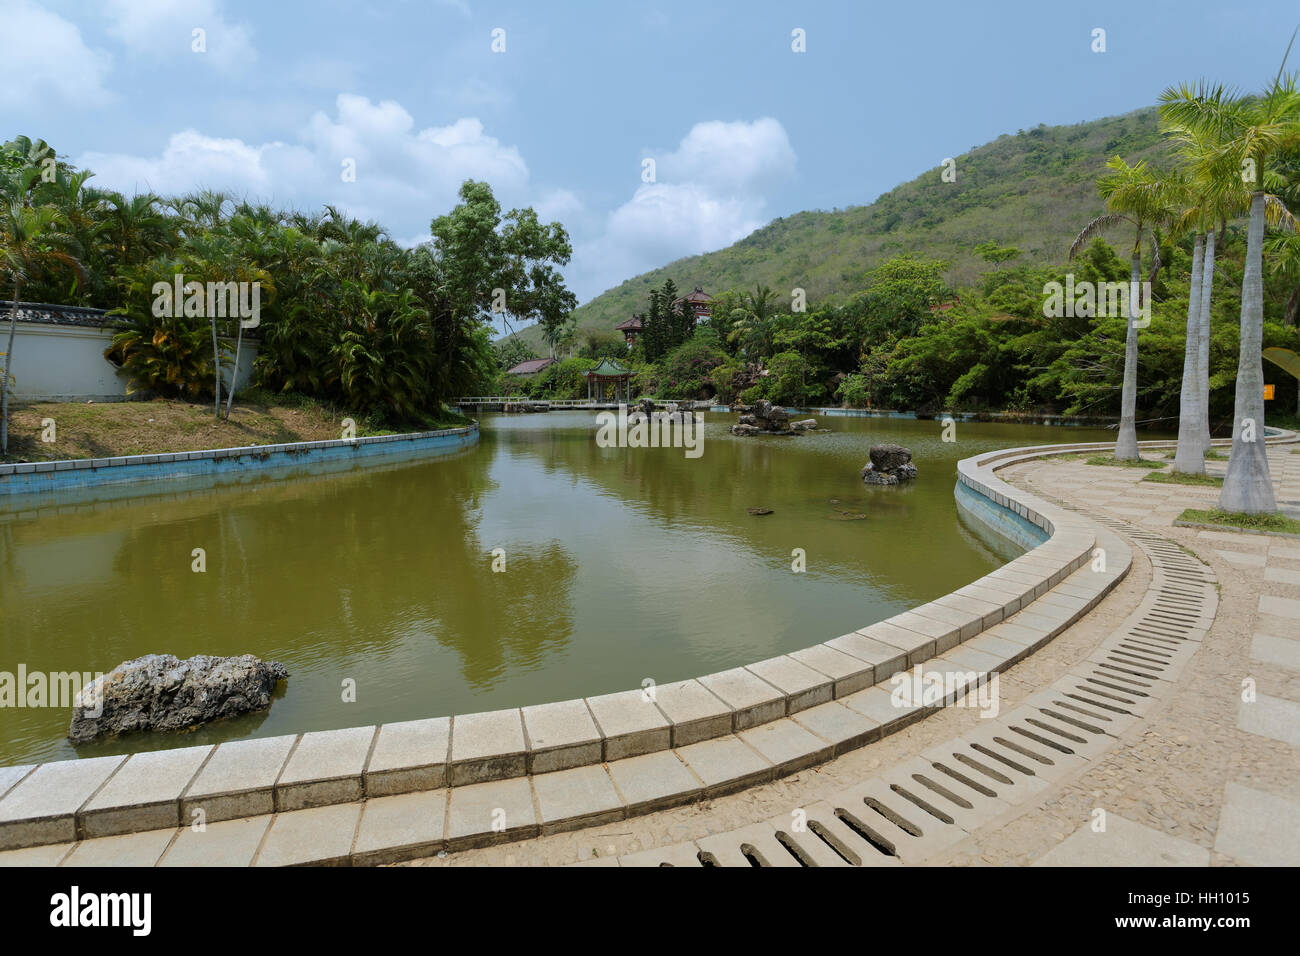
[510,106,1168,349]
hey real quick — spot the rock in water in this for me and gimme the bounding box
[862,444,917,485]
[68,653,289,743]
[869,444,912,472]
[747,507,774,515]
[790,419,817,431]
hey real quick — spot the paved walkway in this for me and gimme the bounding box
[402,446,1300,866]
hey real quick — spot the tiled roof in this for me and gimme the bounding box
[506,357,556,375]
[614,315,643,331]
[585,357,633,377]
[0,301,114,329]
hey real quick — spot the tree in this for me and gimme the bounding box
[1,174,88,454]
[1161,74,1300,512]
[1070,156,1174,460]
[974,240,1021,271]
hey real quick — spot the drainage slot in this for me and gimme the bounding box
[1010,724,1075,755]
[862,796,924,836]
[1084,677,1150,698]
[773,831,814,867]
[1025,717,1087,743]
[835,808,899,856]
[890,784,955,824]
[991,735,1054,766]
[912,772,976,808]
[807,820,866,866]
[936,759,1002,794]
[1039,707,1106,733]
[739,843,766,867]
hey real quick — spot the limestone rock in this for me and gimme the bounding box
[862,444,917,485]
[68,653,289,743]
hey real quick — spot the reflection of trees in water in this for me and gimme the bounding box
[1,446,573,694]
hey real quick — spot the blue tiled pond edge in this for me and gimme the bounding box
[0,422,480,499]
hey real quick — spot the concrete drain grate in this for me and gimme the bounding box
[612,512,1217,867]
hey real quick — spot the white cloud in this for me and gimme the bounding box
[103,0,255,71]
[570,118,797,301]
[0,0,113,109]
[75,95,530,236]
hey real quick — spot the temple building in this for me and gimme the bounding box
[615,287,713,346]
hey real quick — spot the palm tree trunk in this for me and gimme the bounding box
[224,323,244,419]
[210,317,221,420]
[1197,230,1216,455]
[1115,249,1141,461]
[1218,192,1277,514]
[1173,235,1205,473]
[2,282,21,457]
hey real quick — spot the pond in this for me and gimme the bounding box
[0,412,1127,765]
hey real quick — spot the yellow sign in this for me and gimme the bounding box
[1263,384,1275,400]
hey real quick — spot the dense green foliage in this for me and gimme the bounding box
[1,138,576,427]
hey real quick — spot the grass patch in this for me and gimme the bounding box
[1084,454,1167,469]
[1204,450,1228,460]
[1143,471,1224,487]
[1177,508,1300,535]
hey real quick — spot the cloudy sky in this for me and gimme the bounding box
[4,0,1295,314]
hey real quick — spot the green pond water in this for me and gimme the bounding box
[0,412,1127,765]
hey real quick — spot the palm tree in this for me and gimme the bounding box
[1,190,88,455]
[1070,156,1172,460]
[1161,75,1300,513]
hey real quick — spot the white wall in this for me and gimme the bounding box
[9,321,258,403]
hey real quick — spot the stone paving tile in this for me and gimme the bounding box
[532,765,625,835]
[182,733,297,822]
[738,719,834,774]
[860,620,937,665]
[63,828,177,867]
[839,685,926,733]
[606,751,702,814]
[1031,814,1209,866]
[365,717,451,796]
[160,814,273,867]
[1250,631,1300,672]
[1215,548,1268,567]
[824,632,907,681]
[788,644,875,697]
[618,842,703,867]
[254,803,362,867]
[648,680,731,746]
[790,700,881,755]
[445,777,537,849]
[698,667,786,730]
[585,689,671,761]
[1237,693,1300,746]
[1264,566,1300,586]
[675,736,773,797]
[0,842,74,867]
[0,755,126,850]
[277,726,376,811]
[80,745,212,838]
[1213,782,1300,866]
[448,709,527,785]
[909,600,983,641]
[0,766,33,800]
[745,656,833,713]
[889,611,962,654]
[521,699,602,774]
[353,790,446,865]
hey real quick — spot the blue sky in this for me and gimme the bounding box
[4,0,1297,316]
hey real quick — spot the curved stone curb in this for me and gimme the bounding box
[1,430,1292,859]
[596,512,1220,866]
[0,423,480,498]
